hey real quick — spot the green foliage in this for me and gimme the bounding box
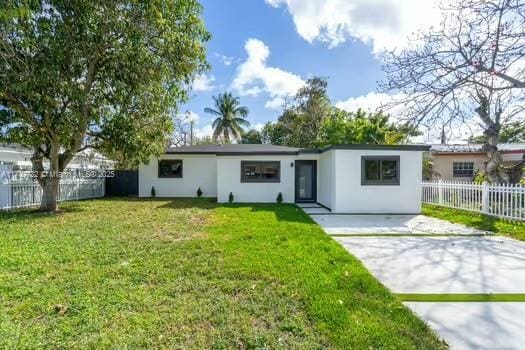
[228,192,234,203]
[469,122,525,143]
[240,129,262,144]
[205,93,250,143]
[422,156,439,180]
[276,192,283,203]
[262,77,332,148]
[262,77,419,148]
[151,186,156,197]
[473,170,489,184]
[0,0,210,209]
[0,198,445,348]
[317,108,420,147]
[197,187,203,198]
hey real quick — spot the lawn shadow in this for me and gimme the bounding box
[153,198,313,224]
[0,203,86,224]
[219,203,314,225]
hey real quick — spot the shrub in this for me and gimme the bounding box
[276,192,283,203]
[151,186,156,197]
[228,192,234,203]
[473,170,489,184]
[197,187,203,198]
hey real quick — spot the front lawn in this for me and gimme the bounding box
[0,199,444,349]
[422,204,525,241]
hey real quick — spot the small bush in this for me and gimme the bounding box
[197,187,203,198]
[228,192,234,203]
[151,186,156,197]
[276,192,283,203]
[473,170,489,184]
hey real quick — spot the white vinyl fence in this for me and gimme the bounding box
[422,180,525,221]
[0,171,105,211]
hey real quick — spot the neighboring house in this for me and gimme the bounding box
[429,144,525,181]
[0,144,114,172]
[139,144,429,214]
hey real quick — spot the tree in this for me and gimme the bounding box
[469,121,525,143]
[240,129,262,144]
[0,0,209,211]
[262,77,332,148]
[381,0,525,182]
[204,93,250,143]
[263,77,419,147]
[170,112,197,147]
[317,109,420,147]
[193,135,216,145]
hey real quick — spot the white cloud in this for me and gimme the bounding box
[176,110,200,123]
[266,0,442,52]
[185,111,200,123]
[264,97,285,110]
[335,92,405,115]
[215,53,236,66]
[231,38,305,108]
[192,74,215,92]
[336,92,486,143]
[253,123,266,132]
[194,124,213,138]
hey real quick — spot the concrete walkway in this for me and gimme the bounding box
[302,204,525,350]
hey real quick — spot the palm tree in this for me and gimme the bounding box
[204,92,250,143]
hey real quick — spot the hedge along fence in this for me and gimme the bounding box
[422,180,525,221]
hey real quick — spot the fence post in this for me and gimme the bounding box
[481,181,489,214]
[438,179,443,205]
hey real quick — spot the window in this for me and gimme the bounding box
[241,161,280,183]
[453,162,474,178]
[361,156,400,185]
[158,159,183,178]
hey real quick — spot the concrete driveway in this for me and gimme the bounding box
[336,236,525,293]
[302,204,525,350]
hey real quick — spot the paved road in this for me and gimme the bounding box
[301,204,525,350]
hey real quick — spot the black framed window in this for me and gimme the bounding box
[241,161,280,183]
[453,162,474,178]
[361,156,400,185]
[158,159,183,178]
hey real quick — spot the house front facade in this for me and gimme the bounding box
[429,144,525,181]
[139,144,429,214]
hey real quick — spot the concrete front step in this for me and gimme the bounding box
[301,207,331,214]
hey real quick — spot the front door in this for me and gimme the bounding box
[295,160,317,203]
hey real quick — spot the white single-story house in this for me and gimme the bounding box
[0,143,114,171]
[139,144,430,214]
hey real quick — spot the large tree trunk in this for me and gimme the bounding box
[40,176,60,212]
[476,95,508,184]
[483,124,508,184]
[32,144,63,212]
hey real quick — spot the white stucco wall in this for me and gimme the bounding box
[332,149,423,214]
[139,155,217,197]
[318,151,335,209]
[216,156,296,203]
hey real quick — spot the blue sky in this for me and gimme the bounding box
[182,0,444,141]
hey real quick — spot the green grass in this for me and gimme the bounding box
[397,294,525,302]
[422,204,525,241]
[0,198,445,349]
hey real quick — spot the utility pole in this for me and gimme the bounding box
[190,120,194,146]
[440,126,446,145]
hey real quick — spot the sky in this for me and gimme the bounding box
[182,0,468,142]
